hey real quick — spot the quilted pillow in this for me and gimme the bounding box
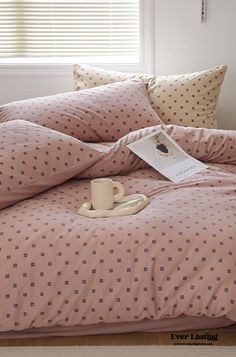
[0,120,102,209]
[73,64,227,129]
[0,79,162,142]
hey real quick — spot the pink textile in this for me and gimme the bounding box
[165,125,236,165]
[0,120,102,209]
[0,316,233,339]
[0,80,162,142]
[79,124,236,178]
[0,124,235,333]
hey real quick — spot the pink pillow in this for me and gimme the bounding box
[0,120,102,209]
[0,79,162,142]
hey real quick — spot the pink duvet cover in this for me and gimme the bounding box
[0,124,235,333]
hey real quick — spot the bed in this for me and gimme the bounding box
[0,67,235,338]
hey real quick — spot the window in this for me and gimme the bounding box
[0,0,153,68]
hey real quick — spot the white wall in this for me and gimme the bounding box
[0,65,73,103]
[0,0,236,129]
[155,0,236,129]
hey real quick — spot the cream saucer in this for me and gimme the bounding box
[77,194,149,218]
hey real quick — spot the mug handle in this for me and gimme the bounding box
[113,181,125,202]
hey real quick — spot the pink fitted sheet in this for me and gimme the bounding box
[0,315,233,339]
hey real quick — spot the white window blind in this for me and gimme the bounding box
[0,0,140,62]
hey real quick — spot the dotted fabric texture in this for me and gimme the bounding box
[0,120,102,209]
[73,64,227,129]
[79,124,236,179]
[0,165,235,332]
[0,124,236,332]
[0,79,162,142]
[164,125,236,164]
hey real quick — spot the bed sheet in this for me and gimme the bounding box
[0,315,233,339]
[0,164,235,334]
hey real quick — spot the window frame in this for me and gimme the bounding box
[0,0,154,76]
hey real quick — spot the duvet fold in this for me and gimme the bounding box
[0,122,235,333]
[79,124,236,178]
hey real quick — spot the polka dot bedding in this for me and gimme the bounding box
[79,124,236,178]
[0,120,102,210]
[0,124,235,334]
[73,64,227,129]
[0,79,162,142]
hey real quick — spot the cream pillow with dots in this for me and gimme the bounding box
[73,64,227,129]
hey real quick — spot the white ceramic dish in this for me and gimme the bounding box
[77,194,150,218]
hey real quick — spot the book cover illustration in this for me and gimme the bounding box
[127,128,207,183]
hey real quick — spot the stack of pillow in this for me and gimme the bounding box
[0,63,227,132]
[73,64,227,129]
[0,63,227,210]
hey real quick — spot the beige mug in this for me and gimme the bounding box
[91,178,125,210]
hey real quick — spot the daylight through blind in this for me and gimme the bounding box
[0,0,140,60]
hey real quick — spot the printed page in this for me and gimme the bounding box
[127,128,207,183]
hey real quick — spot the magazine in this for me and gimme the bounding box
[127,128,207,183]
